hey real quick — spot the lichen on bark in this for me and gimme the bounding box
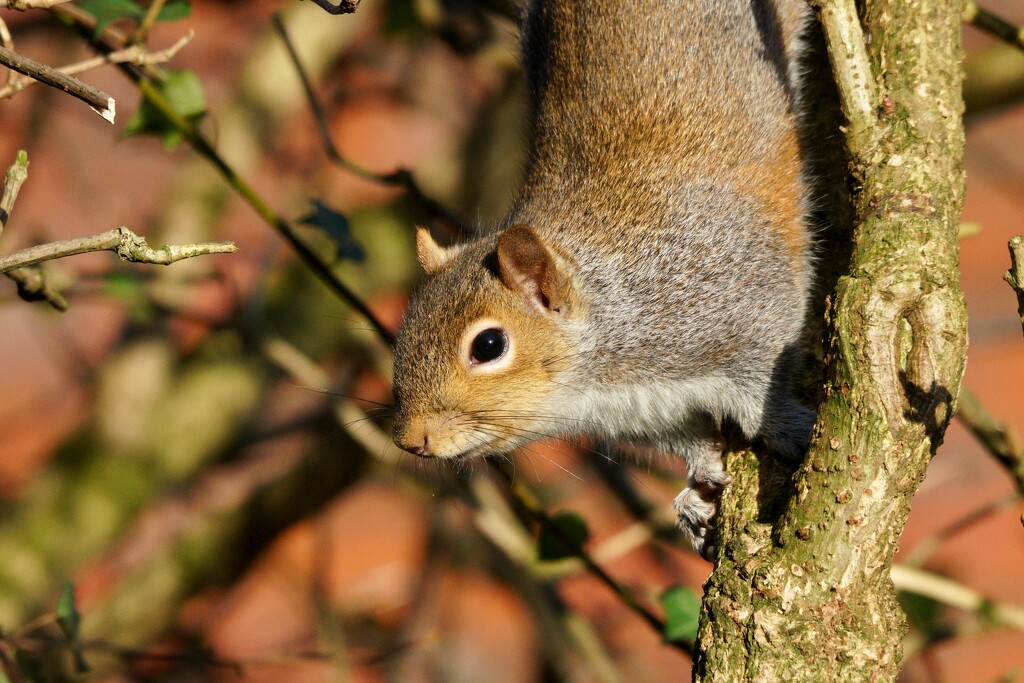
[694,1,967,680]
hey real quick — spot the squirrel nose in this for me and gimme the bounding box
[410,435,430,457]
[395,428,432,457]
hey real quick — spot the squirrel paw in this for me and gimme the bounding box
[673,468,732,560]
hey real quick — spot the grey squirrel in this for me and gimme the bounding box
[391,0,816,556]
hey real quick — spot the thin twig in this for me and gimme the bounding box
[0,0,71,6]
[134,73,397,346]
[0,17,14,90]
[963,1,1024,53]
[892,565,1024,631]
[5,267,68,309]
[493,464,693,655]
[468,476,629,681]
[305,0,360,15]
[957,387,1024,495]
[0,151,66,309]
[0,45,114,121]
[0,226,237,274]
[0,31,193,101]
[53,4,397,345]
[0,0,72,7]
[270,13,469,235]
[1004,236,1024,337]
[809,0,880,153]
[131,0,167,45]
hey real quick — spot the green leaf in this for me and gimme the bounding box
[383,0,423,36]
[898,590,953,643]
[77,0,191,36]
[55,581,89,673]
[155,0,190,21]
[55,581,79,637]
[660,584,700,643]
[123,69,206,149]
[537,511,590,561]
[298,200,365,263]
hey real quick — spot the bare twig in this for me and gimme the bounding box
[0,16,14,88]
[892,565,1024,631]
[492,464,693,655]
[0,151,66,309]
[0,226,237,274]
[130,0,167,45]
[0,0,71,7]
[0,31,193,101]
[808,0,880,152]
[963,2,1024,53]
[1005,236,1024,336]
[53,3,397,345]
[0,45,114,121]
[5,267,68,309]
[958,387,1024,494]
[305,0,360,15]
[270,13,469,235]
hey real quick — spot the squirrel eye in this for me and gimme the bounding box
[470,328,508,365]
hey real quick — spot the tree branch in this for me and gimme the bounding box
[809,0,880,152]
[957,387,1024,494]
[270,13,469,235]
[1,150,68,309]
[0,226,237,274]
[697,0,967,678]
[0,31,193,101]
[0,44,114,122]
[0,0,72,7]
[892,565,1024,631]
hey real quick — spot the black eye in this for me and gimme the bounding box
[470,328,508,364]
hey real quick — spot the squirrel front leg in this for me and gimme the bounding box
[665,415,733,559]
[672,394,815,558]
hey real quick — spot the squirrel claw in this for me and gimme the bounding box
[673,473,730,559]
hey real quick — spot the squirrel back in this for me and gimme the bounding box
[392,0,816,554]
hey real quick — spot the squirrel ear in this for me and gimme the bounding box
[496,224,566,314]
[416,227,462,275]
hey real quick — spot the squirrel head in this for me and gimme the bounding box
[392,224,580,459]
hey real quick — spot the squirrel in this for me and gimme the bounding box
[390,0,816,556]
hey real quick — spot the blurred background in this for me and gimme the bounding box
[0,0,1022,680]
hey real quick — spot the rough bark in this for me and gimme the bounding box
[694,1,967,680]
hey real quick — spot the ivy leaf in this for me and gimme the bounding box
[298,200,365,263]
[55,581,89,673]
[77,0,191,36]
[660,585,700,643]
[123,69,206,149]
[538,511,590,561]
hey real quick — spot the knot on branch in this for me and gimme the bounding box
[853,276,964,445]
